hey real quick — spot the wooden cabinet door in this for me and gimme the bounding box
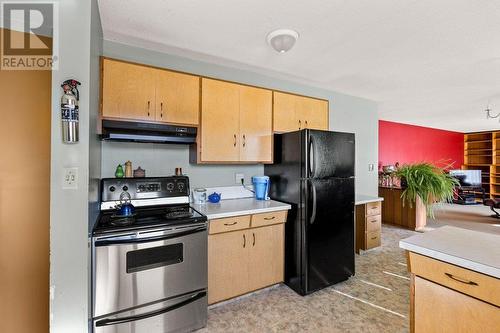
[239,85,273,162]
[102,59,155,121]
[414,277,500,333]
[200,78,240,162]
[155,69,199,125]
[273,92,299,132]
[208,230,250,304]
[296,96,329,130]
[248,224,284,291]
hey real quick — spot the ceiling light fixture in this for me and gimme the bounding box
[267,29,299,53]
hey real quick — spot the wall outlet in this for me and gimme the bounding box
[368,164,375,171]
[63,167,78,189]
[235,173,245,184]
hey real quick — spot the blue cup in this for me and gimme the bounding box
[252,176,270,200]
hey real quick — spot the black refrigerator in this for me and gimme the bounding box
[264,129,355,296]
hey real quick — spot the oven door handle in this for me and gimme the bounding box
[95,291,206,327]
[94,225,207,246]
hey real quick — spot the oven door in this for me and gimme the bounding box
[93,224,207,317]
[94,290,207,333]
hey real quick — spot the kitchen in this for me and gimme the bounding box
[2,1,499,333]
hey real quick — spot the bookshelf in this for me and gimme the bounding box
[463,130,500,199]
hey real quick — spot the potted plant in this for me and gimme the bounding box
[394,163,459,218]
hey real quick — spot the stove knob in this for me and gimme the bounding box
[122,185,129,191]
[178,182,185,191]
[109,186,116,192]
[166,183,174,191]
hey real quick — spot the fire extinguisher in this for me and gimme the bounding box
[61,79,81,143]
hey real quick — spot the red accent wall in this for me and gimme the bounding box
[379,120,464,170]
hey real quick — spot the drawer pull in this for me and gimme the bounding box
[243,234,246,248]
[252,232,255,246]
[370,219,377,223]
[445,273,478,286]
[223,222,237,226]
[264,216,276,220]
[370,236,378,240]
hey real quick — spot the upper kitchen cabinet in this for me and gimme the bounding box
[101,58,156,121]
[199,79,240,162]
[154,69,199,125]
[239,85,272,162]
[273,91,329,132]
[101,58,200,125]
[196,78,273,163]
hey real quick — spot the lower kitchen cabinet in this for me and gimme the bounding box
[408,252,500,333]
[207,212,286,304]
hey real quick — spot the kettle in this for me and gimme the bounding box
[117,191,135,216]
[208,192,221,203]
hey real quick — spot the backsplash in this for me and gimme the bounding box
[101,141,264,189]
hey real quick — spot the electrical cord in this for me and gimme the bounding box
[241,178,255,193]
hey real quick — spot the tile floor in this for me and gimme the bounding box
[199,225,415,333]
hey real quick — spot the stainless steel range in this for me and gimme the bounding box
[91,176,207,333]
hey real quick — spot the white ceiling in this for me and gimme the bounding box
[98,0,500,132]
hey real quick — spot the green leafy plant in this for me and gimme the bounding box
[394,163,459,217]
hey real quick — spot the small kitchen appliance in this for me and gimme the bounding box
[252,176,270,200]
[92,176,207,333]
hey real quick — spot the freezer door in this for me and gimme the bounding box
[93,290,207,333]
[304,177,354,294]
[306,130,355,179]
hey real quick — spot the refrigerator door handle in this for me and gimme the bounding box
[308,135,316,178]
[309,182,317,225]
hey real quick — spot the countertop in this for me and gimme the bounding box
[355,194,384,205]
[192,198,291,220]
[400,226,500,278]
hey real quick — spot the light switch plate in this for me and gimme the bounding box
[63,167,78,189]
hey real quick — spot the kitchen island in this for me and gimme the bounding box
[400,226,500,333]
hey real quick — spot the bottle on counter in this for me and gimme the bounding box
[115,164,124,178]
[124,161,133,178]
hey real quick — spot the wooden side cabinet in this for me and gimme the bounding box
[207,211,287,304]
[355,201,382,253]
[408,252,500,333]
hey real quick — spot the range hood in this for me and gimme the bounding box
[101,120,197,144]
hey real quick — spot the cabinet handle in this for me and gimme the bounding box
[444,273,478,286]
[371,236,377,240]
[264,216,275,220]
[223,222,237,226]
[160,102,163,118]
[242,134,246,147]
[147,101,150,117]
[243,234,246,248]
[233,134,237,147]
[298,120,301,130]
[370,219,377,223]
[252,232,255,246]
[305,120,308,128]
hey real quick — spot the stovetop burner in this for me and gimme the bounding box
[94,204,206,235]
[109,214,137,226]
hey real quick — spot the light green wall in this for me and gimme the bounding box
[102,41,379,195]
[50,0,102,332]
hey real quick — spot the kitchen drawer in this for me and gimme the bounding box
[365,201,381,216]
[409,252,500,306]
[365,230,381,249]
[209,215,250,234]
[251,210,287,228]
[365,214,381,232]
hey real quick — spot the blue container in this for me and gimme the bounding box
[252,176,270,201]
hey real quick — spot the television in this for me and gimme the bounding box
[449,170,482,187]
